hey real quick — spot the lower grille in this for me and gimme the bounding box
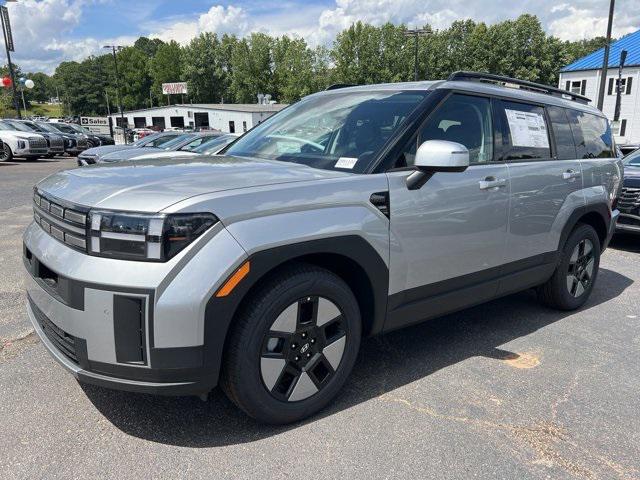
[618,187,640,213]
[77,138,88,149]
[49,138,64,151]
[618,215,640,227]
[29,296,78,364]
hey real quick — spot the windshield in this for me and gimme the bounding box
[178,134,223,151]
[49,123,76,134]
[225,90,428,173]
[5,120,33,132]
[160,133,196,150]
[625,150,640,167]
[36,122,62,133]
[0,120,19,131]
[194,135,237,154]
[23,121,45,132]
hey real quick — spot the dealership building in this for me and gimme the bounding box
[559,29,640,147]
[108,103,286,134]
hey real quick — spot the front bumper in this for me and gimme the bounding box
[603,208,620,248]
[615,212,640,235]
[23,219,247,396]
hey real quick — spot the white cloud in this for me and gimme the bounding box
[6,0,640,74]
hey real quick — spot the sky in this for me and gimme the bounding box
[4,0,640,74]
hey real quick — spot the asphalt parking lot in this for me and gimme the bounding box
[1,157,639,479]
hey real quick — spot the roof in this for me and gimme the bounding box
[110,103,287,115]
[561,29,640,72]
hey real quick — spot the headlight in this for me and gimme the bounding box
[66,139,75,147]
[87,211,217,261]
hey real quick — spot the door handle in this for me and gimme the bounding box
[562,169,581,180]
[479,177,507,190]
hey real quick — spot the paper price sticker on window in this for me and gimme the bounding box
[505,109,550,149]
[335,157,358,169]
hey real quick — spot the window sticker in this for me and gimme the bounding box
[335,157,358,169]
[505,109,550,149]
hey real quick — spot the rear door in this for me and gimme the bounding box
[497,100,584,271]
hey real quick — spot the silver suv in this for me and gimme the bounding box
[24,72,622,424]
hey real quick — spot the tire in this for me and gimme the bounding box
[537,223,601,310]
[221,264,361,424]
[0,142,13,162]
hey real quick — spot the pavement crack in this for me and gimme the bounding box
[0,329,38,363]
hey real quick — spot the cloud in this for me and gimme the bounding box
[7,0,640,74]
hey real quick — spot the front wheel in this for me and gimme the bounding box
[221,264,361,424]
[537,223,601,310]
[0,142,13,162]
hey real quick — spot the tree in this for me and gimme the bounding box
[181,32,225,103]
[230,33,274,103]
[150,40,183,105]
[134,37,165,57]
[116,47,153,110]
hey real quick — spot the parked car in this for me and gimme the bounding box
[2,119,65,158]
[94,131,224,164]
[619,144,639,157]
[45,122,89,155]
[77,131,185,166]
[616,150,640,234]
[64,123,115,148]
[0,119,48,161]
[33,121,84,156]
[24,72,621,424]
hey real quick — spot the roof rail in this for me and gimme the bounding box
[325,83,356,91]
[447,71,591,105]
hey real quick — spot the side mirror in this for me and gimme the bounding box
[407,140,470,190]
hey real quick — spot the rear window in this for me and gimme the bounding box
[498,100,551,161]
[547,106,577,160]
[565,110,614,159]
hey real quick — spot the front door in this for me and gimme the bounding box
[385,93,510,331]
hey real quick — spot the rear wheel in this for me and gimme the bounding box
[221,264,361,424]
[537,223,600,310]
[0,142,13,162]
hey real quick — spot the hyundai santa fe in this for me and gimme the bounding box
[24,72,622,424]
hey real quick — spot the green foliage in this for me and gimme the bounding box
[6,14,612,116]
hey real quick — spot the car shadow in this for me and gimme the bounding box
[83,267,633,447]
[609,233,640,253]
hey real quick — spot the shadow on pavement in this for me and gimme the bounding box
[609,233,640,253]
[83,267,633,447]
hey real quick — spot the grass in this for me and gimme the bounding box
[0,102,64,119]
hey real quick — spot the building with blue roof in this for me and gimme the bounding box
[559,29,640,148]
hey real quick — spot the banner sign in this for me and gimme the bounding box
[162,82,188,95]
[1,6,14,52]
[81,116,111,135]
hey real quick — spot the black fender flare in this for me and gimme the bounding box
[202,235,389,387]
[557,203,611,255]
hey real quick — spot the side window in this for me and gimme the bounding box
[400,94,493,167]
[498,100,551,161]
[566,110,614,159]
[547,106,577,160]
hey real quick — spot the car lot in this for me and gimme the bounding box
[1,158,639,479]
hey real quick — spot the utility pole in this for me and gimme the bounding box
[1,3,20,118]
[104,90,111,115]
[404,28,429,81]
[597,0,615,111]
[103,45,126,143]
[613,49,628,123]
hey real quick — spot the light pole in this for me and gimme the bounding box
[597,0,615,111]
[404,28,429,81]
[1,0,20,118]
[103,45,126,143]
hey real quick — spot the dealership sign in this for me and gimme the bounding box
[80,116,110,135]
[162,82,188,95]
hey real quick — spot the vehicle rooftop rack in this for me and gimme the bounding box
[325,83,357,91]
[447,71,591,105]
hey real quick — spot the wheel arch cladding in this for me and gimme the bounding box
[202,236,389,387]
[559,204,609,251]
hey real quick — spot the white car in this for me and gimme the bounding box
[0,120,48,161]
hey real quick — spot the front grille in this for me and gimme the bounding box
[77,138,88,149]
[49,137,64,151]
[29,296,78,364]
[28,137,48,152]
[618,187,640,213]
[33,192,88,252]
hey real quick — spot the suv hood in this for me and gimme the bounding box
[99,147,164,162]
[81,144,135,157]
[0,130,43,140]
[37,155,349,212]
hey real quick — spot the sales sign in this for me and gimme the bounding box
[80,116,111,135]
[162,82,188,95]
